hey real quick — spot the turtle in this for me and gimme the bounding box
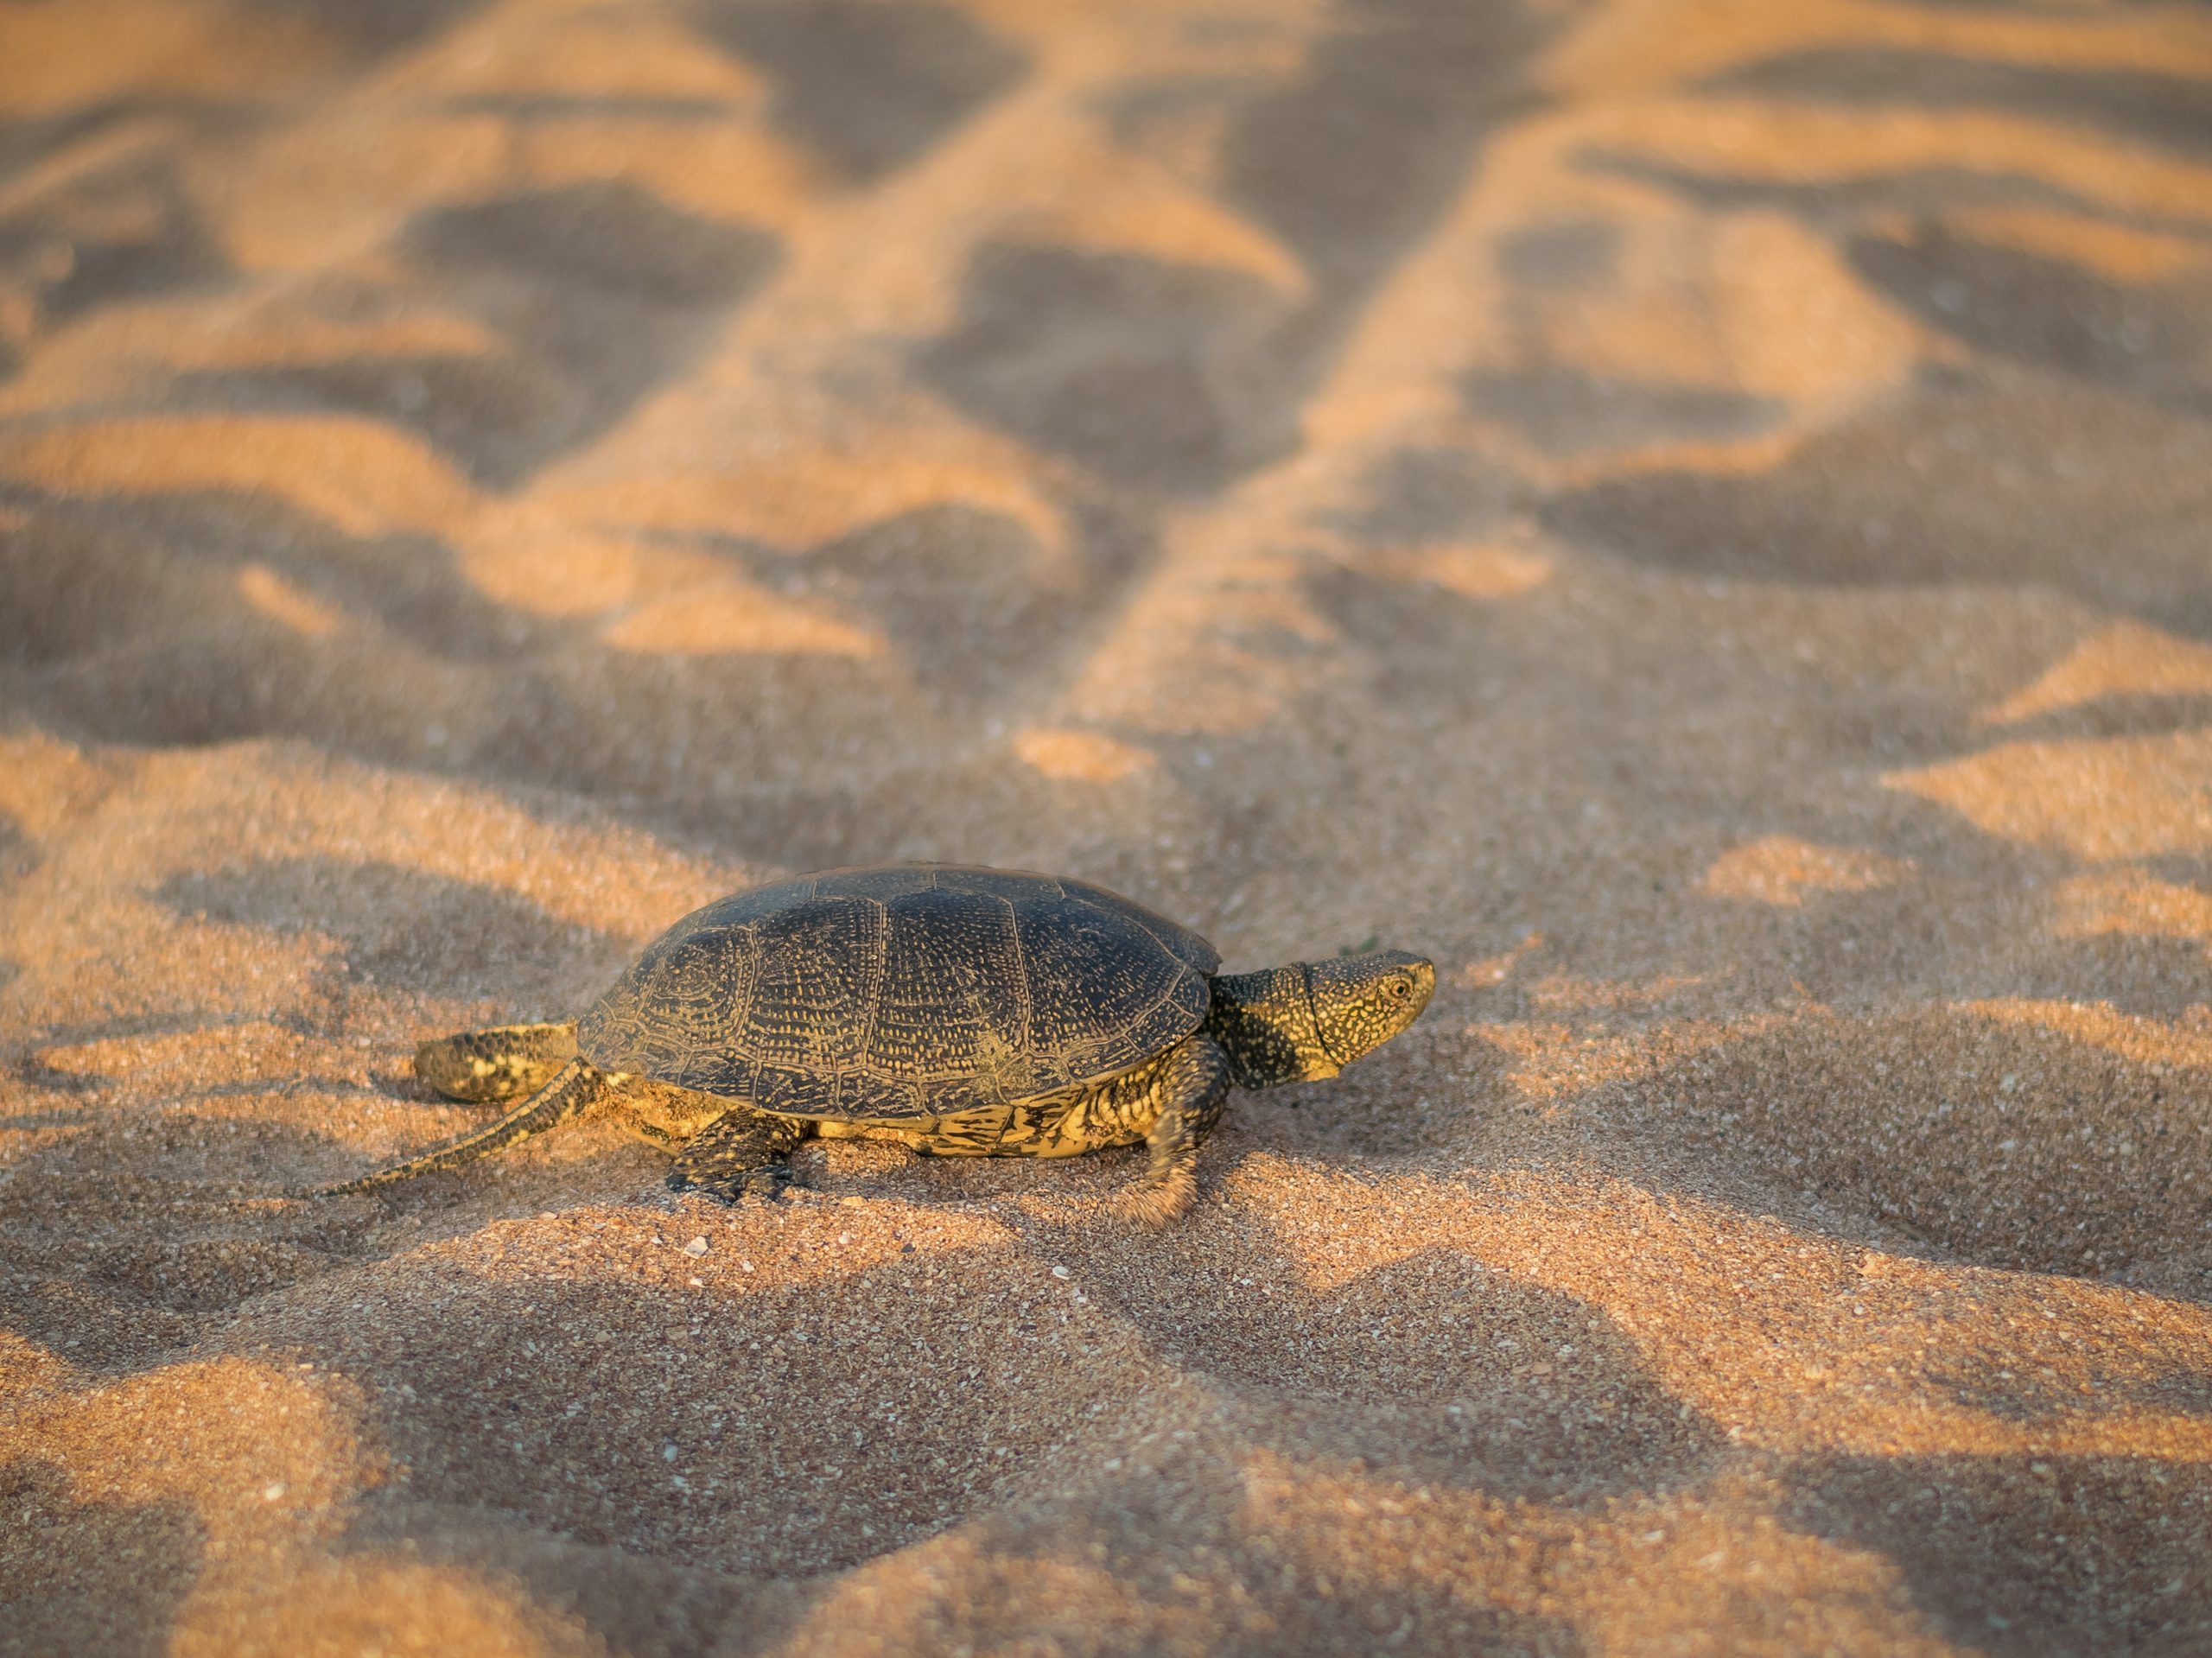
[319,864,1433,1224]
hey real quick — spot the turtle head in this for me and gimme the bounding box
[1307,949,1435,1071]
[1205,949,1433,1087]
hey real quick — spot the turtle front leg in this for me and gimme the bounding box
[1124,1036,1230,1229]
[416,1022,578,1102]
[668,1105,812,1204]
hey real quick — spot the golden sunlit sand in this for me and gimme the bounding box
[4,0,2212,1653]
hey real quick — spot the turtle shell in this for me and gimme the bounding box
[575,865,1220,1121]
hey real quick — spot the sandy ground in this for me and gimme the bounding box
[4,0,2212,1652]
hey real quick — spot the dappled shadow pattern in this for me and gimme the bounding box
[1142,1248,1724,1504]
[1708,49,2212,159]
[1930,1350,2212,1427]
[924,0,1559,493]
[155,857,624,1007]
[268,1252,1102,1576]
[365,182,779,486]
[235,0,493,60]
[0,152,230,342]
[0,1112,363,1361]
[1463,367,1785,457]
[1851,226,2212,420]
[919,242,1298,494]
[174,183,781,488]
[5,0,2212,1647]
[0,1460,205,1658]
[691,0,1027,181]
[1777,1452,2212,1655]
[1219,0,1551,301]
[1542,366,2212,636]
[957,1452,1589,1658]
[1607,1006,2212,1280]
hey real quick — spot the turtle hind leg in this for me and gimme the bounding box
[667,1106,812,1204]
[416,1022,578,1102]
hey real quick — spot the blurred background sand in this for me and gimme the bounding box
[3,0,2212,1652]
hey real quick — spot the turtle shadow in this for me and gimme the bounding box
[151,857,626,1010]
[1772,1451,2212,1655]
[0,1458,206,1658]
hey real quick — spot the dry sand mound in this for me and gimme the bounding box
[5,0,2212,1653]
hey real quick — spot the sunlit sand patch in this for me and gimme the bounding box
[0,0,347,116]
[1478,205,1920,425]
[1066,543,1339,734]
[1526,971,1716,1013]
[1,1346,599,1658]
[1945,206,2212,285]
[2053,867,2212,948]
[456,514,654,619]
[530,410,1074,566]
[1977,619,2212,727]
[1475,1015,1767,1102]
[412,0,766,105]
[0,291,495,419]
[213,113,516,276]
[170,1555,605,1658]
[1238,1452,1958,1657]
[236,564,345,638]
[775,1530,1213,1658]
[1011,726,1155,783]
[1543,0,2212,103]
[32,1020,374,1097]
[137,306,506,376]
[1595,103,2212,228]
[1454,930,1545,990]
[0,730,119,842]
[1885,732,2212,861]
[1355,539,1556,601]
[503,121,817,236]
[601,579,881,659]
[1001,169,1309,298]
[1230,1165,2212,1461]
[0,416,476,539]
[1700,835,1912,907]
[3,742,736,959]
[1963,997,2212,1070]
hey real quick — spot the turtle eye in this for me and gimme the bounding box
[1383,976,1411,1001]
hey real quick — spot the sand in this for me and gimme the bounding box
[4,0,2212,1652]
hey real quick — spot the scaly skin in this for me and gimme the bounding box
[415,1022,577,1102]
[320,950,1434,1222]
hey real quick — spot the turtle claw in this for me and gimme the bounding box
[665,1166,791,1206]
[1120,1167,1198,1229]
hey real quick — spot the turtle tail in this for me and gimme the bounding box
[316,1058,606,1196]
